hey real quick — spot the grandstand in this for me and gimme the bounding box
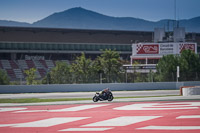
[0,26,199,81]
[0,59,55,80]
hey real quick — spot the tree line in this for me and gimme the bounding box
[0,49,200,85]
[25,49,123,84]
[155,50,200,81]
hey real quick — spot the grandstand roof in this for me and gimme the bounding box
[0,26,153,44]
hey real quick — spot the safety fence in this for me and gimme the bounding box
[0,81,200,94]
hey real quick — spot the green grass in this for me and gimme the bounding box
[0,98,91,103]
[0,95,180,103]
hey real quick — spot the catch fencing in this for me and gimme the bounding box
[0,81,200,93]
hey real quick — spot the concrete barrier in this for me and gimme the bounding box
[180,86,193,95]
[0,81,200,94]
[182,86,200,96]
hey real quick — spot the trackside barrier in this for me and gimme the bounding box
[180,86,193,95]
[0,81,200,94]
[181,86,200,96]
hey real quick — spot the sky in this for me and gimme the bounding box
[0,0,200,23]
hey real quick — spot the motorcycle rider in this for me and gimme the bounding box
[93,87,113,102]
[100,88,110,98]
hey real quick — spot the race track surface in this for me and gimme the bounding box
[0,100,200,133]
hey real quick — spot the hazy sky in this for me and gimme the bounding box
[0,0,200,23]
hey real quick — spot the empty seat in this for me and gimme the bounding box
[45,60,55,69]
[6,69,16,79]
[13,69,24,79]
[33,60,44,68]
[18,60,28,69]
[39,60,48,68]
[38,68,46,77]
[26,60,35,68]
[1,60,11,69]
[9,60,19,69]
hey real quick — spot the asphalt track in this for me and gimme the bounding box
[0,100,200,133]
[0,90,179,99]
[0,90,200,133]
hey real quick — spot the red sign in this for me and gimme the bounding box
[137,44,159,54]
[179,43,195,53]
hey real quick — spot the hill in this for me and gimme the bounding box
[0,7,200,32]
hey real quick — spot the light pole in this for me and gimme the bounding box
[177,66,179,82]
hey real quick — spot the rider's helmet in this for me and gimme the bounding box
[105,88,110,92]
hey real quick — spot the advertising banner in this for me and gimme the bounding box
[133,42,196,56]
[179,43,196,53]
[136,44,159,54]
[159,43,174,54]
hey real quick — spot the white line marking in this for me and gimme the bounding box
[114,103,198,110]
[15,104,109,113]
[49,104,109,112]
[0,117,89,127]
[138,126,200,130]
[83,116,161,127]
[177,115,200,119]
[60,128,113,131]
[162,102,200,106]
[14,117,89,127]
[0,124,16,127]
[0,108,27,112]
[14,110,47,113]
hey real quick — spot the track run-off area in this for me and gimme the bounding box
[0,100,200,133]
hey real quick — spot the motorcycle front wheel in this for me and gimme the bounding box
[108,95,114,101]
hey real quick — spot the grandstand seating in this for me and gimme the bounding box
[38,68,46,77]
[18,60,28,69]
[9,60,18,69]
[39,60,48,68]
[0,61,2,69]
[6,69,16,79]
[26,60,35,68]
[0,59,67,81]
[13,69,24,79]
[45,60,55,69]
[1,60,11,69]
[33,60,44,69]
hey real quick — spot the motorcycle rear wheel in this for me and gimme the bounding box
[93,96,98,102]
[108,95,114,101]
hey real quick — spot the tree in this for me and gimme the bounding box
[71,53,94,83]
[41,71,52,84]
[179,50,200,81]
[99,49,122,83]
[0,69,10,85]
[93,56,105,83]
[155,54,179,82]
[24,68,37,85]
[50,61,72,84]
[155,50,200,82]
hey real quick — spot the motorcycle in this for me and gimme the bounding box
[93,90,114,102]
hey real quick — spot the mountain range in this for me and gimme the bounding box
[0,7,200,32]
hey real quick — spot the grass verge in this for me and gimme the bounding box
[0,98,91,103]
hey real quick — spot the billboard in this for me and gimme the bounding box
[179,43,196,53]
[159,43,174,54]
[132,42,197,56]
[137,44,159,54]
